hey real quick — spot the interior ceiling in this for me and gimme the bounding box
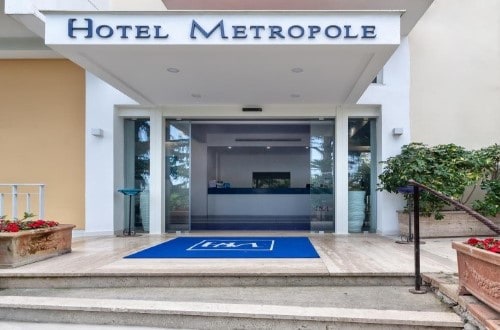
[209,146,309,155]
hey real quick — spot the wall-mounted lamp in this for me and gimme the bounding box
[392,128,404,136]
[91,128,103,137]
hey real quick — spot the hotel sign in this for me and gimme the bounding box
[44,12,401,45]
[67,18,377,40]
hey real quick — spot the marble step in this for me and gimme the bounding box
[0,295,463,329]
[0,273,416,289]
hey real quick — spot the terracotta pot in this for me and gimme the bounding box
[452,241,500,313]
[0,224,75,268]
[398,211,500,238]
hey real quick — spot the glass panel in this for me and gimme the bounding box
[348,118,376,233]
[165,121,191,232]
[310,120,335,232]
[124,119,150,233]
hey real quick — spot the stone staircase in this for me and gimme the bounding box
[0,276,464,329]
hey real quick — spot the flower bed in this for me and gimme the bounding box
[0,219,59,232]
[452,238,500,313]
[465,237,500,253]
[0,218,74,268]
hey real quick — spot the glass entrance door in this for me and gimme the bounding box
[309,121,335,232]
[165,121,191,232]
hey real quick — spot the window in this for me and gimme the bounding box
[371,70,383,84]
[252,172,290,188]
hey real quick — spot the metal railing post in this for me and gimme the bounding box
[39,185,45,219]
[11,185,18,219]
[0,184,46,220]
[409,184,426,294]
[0,193,4,217]
[26,193,31,214]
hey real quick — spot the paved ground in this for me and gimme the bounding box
[0,233,460,276]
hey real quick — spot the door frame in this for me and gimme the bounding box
[117,104,380,234]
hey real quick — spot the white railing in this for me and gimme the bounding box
[0,184,45,219]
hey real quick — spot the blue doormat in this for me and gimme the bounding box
[124,237,319,259]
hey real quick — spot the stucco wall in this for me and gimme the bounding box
[409,0,500,148]
[0,60,85,228]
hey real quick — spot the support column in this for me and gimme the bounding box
[149,111,165,234]
[335,107,349,234]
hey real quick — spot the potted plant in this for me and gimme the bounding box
[452,237,500,313]
[0,212,74,268]
[378,143,500,237]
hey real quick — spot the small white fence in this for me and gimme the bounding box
[0,184,45,220]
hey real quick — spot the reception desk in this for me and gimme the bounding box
[207,188,310,216]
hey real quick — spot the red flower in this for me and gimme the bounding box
[0,219,59,232]
[488,246,500,253]
[467,238,480,245]
[5,223,20,232]
[466,237,500,254]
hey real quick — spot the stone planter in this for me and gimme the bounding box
[452,241,500,313]
[398,211,500,238]
[0,224,75,268]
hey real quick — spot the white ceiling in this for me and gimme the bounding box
[56,44,393,105]
[0,0,61,58]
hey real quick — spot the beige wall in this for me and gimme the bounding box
[409,0,500,148]
[0,60,85,228]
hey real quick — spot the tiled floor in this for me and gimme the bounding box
[0,232,459,276]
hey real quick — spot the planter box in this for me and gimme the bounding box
[0,224,75,268]
[398,211,500,238]
[452,241,500,313]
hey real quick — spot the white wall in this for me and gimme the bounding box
[408,0,500,148]
[358,37,411,235]
[190,128,310,216]
[85,72,136,235]
[219,152,309,188]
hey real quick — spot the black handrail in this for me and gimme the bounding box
[408,180,500,235]
[407,180,500,294]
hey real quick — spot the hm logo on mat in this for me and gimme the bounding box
[187,239,275,251]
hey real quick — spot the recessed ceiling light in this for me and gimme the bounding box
[167,67,180,73]
[291,93,301,98]
[291,67,303,73]
[191,93,202,98]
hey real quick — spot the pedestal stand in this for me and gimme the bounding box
[118,188,142,236]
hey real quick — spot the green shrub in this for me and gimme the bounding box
[378,143,499,219]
